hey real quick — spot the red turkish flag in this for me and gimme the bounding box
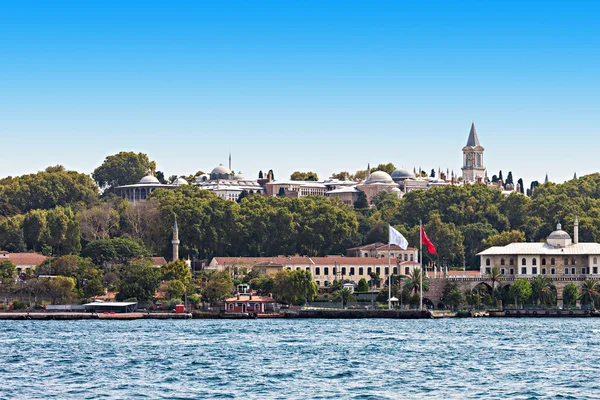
[421,226,437,255]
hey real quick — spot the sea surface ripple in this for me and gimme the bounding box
[1,318,599,399]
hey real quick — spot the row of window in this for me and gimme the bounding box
[310,266,412,277]
[486,257,597,267]
[486,266,598,275]
[362,253,415,261]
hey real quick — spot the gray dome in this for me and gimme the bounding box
[139,174,160,184]
[391,167,416,181]
[548,223,571,240]
[233,171,245,180]
[366,171,394,184]
[173,177,188,186]
[211,164,232,175]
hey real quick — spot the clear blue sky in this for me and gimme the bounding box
[1,1,598,186]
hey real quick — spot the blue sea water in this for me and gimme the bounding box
[1,318,599,399]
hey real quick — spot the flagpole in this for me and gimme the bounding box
[388,240,391,310]
[420,219,423,311]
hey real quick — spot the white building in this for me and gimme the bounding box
[195,163,264,201]
[478,217,600,276]
[115,170,188,202]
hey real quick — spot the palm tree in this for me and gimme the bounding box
[530,275,555,307]
[580,279,600,309]
[334,288,356,309]
[486,266,503,300]
[405,268,428,295]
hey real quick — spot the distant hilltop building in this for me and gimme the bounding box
[115,170,188,202]
[194,156,265,201]
[478,216,600,276]
[461,121,486,183]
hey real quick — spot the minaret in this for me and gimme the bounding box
[574,215,579,244]
[574,172,577,180]
[367,163,371,179]
[544,173,549,184]
[172,219,180,261]
[229,152,232,171]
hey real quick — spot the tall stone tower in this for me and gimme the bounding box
[172,219,180,261]
[461,121,486,183]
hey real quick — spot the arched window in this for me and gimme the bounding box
[564,258,569,266]
[522,258,526,266]
[500,258,505,266]
[324,267,329,275]
[532,259,537,266]
[358,267,364,275]
[393,267,398,274]
[541,258,546,266]
[341,267,347,275]
[333,267,337,275]
[509,258,514,266]
[384,267,389,275]
[315,267,320,275]
[572,258,576,265]
[364,253,368,258]
[349,267,355,276]
[551,258,555,266]
[486,258,491,266]
[376,267,381,275]
[594,257,598,265]
[367,267,372,274]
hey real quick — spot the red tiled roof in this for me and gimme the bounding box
[212,256,399,267]
[7,253,47,266]
[224,295,275,303]
[152,256,167,266]
[426,270,481,278]
[346,242,417,252]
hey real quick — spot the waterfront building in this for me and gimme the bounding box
[115,170,188,202]
[0,251,47,276]
[345,242,418,262]
[461,121,486,183]
[224,293,275,314]
[478,217,600,276]
[207,256,420,288]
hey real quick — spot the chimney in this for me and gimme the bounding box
[237,293,240,300]
[249,293,253,300]
[574,215,579,244]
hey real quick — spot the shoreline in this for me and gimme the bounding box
[1,309,598,320]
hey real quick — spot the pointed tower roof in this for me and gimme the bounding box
[173,218,178,232]
[466,121,481,147]
[574,172,577,179]
[544,173,549,183]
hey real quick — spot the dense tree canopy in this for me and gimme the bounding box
[92,151,156,192]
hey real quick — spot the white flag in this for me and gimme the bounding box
[389,225,408,250]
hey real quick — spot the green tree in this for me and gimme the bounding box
[530,275,555,307]
[203,271,233,302]
[161,259,192,285]
[356,278,369,292]
[441,282,463,311]
[0,260,17,284]
[79,204,120,241]
[273,269,318,305]
[22,209,49,252]
[425,214,464,266]
[482,230,526,248]
[92,151,156,192]
[353,191,369,209]
[580,279,600,309]
[486,266,503,301]
[84,237,150,268]
[43,276,77,304]
[373,163,396,175]
[165,280,186,300]
[562,283,579,308]
[277,187,286,197]
[334,288,356,308]
[290,171,319,181]
[509,278,532,309]
[116,260,161,302]
[405,268,429,295]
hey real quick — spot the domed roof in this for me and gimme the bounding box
[366,170,395,184]
[548,223,571,240]
[211,164,232,175]
[233,171,245,180]
[173,177,188,186]
[391,167,416,180]
[139,173,160,184]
